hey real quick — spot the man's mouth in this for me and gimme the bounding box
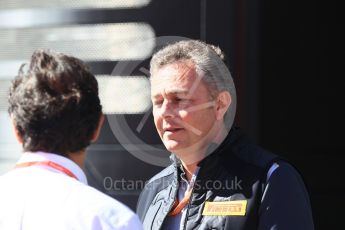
[163,127,184,133]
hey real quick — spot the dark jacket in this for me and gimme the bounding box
[137,128,314,230]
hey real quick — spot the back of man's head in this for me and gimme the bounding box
[8,50,102,156]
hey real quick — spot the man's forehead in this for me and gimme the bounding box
[151,73,194,92]
[151,86,189,98]
[150,61,203,97]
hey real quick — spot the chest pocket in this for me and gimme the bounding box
[198,196,248,230]
[198,215,227,230]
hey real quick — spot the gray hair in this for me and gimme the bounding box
[150,40,236,129]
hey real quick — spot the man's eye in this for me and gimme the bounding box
[153,100,163,106]
[175,98,189,103]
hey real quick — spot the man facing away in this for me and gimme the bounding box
[0,50,143,230]
[136,40,314,230]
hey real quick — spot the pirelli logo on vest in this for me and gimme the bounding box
[202,200,247,216]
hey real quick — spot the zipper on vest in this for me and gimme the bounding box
[181,183,196,230]
[180,167,200,230]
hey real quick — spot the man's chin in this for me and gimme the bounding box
[163,140,185,152]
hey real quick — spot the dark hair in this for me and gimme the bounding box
[8,50,102,156]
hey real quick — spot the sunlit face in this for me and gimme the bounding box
[151,61,218,155]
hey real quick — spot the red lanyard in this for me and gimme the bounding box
[169,190,193,216]
[169,167,200,216]
[15,161,78,180]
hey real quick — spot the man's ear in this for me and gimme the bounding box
[215,91,231,121]
[91,114,105,143]
[10,115,23,144]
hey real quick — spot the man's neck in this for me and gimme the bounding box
[182,161,199,182]
[67,150,86,169]
[178,125,228,182]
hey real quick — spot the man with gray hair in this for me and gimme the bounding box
[136,40,314,229]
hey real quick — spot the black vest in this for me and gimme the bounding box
[137,128,279,230]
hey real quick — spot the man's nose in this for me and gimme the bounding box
[160,101,175,118]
